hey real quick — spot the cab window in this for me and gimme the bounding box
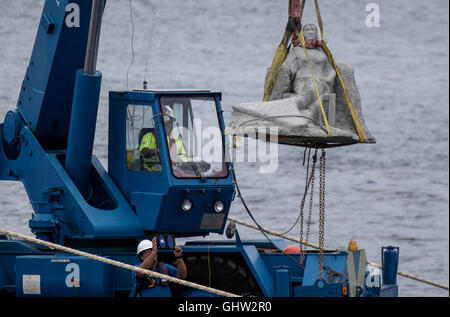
[160,95,228,179]
[126,104,162,172]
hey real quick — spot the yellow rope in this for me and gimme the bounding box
[263,30,292,101]
[297,29,332,137]
[321,42,366,142]
[311,0,366,142]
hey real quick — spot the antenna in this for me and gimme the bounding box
[143,7,157,90]
[126,0,135,92]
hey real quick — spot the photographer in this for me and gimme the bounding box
[133,236,187,297]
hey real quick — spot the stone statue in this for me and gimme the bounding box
[230,24,375,146]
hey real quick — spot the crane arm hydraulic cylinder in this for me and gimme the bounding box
[65,0,105,198]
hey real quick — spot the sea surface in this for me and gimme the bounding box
[0,0,448,297]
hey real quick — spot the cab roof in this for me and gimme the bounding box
[109,89,222,102]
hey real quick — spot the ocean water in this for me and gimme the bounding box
[0,0,448,297]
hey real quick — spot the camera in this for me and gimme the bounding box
[156,233,176,250]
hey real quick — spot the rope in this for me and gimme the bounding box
[313,0,324,41]
[312,0,366,142]
[263,30,292,101]
[0,228,240,298]
[228,217,334,252]
[297,28,332,137]
[299,0,306,20]
[293,0,366,142]
[366,262,449,291]
[226,218,449,291]
[321,42,366,142]
[1,226,448,292]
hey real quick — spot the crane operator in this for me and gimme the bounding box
[139,106,186,172]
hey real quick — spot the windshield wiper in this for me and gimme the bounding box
[189,160,205,181]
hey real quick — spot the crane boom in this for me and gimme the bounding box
[16,0,92,149]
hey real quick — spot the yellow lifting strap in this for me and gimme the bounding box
[263,30,292,102]
[297,29,332,137]
[312,0,366,142]
[263,0,306,102]
[321,43,366,142]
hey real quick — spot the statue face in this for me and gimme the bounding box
[303,24,318,41]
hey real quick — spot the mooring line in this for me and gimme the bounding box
[227,217,449,291]
[228,216,334,252]
[0,228,240,298]
[366,261,449,291]
[1,226,447,293]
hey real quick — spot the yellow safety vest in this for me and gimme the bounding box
[139,133,186,171]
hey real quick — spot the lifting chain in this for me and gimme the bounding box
[299,148,318,267]
[298,148,327,283]
[318,149,326,280]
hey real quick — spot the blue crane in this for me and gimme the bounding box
[0,0,398,297]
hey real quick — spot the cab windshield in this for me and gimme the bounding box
[160,95,228,179]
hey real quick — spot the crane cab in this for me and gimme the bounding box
[108,90,235,237]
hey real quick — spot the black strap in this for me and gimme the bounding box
[136,262,169,295]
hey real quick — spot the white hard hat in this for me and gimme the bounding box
[163,106,176,121]
[137,239,153,255]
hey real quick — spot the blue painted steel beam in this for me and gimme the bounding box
[65,70,102,197]
[17,0,93,146]
[0,125,143,243]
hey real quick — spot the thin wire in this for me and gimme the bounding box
[234,115,329,135]
[230,163,302,267]
[279,147,312,235]
[144,8,157,85]
[207,246,212,287]
[126,0,135,92]
[128,0,138,149]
